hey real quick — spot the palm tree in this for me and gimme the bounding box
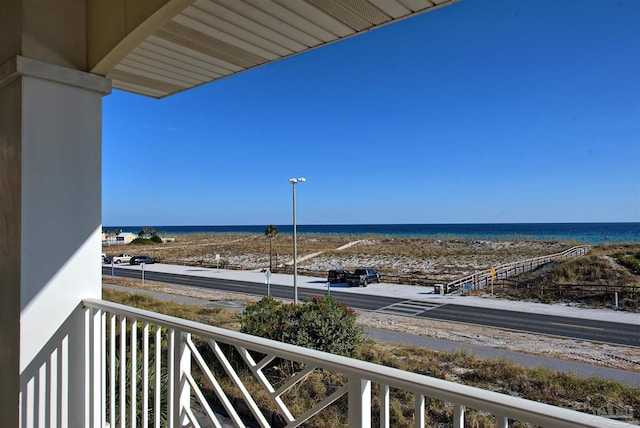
[264,225,279,271]
[103,229,111,245]
[138,227,149,239]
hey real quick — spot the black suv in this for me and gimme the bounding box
[346,268,381,287]
[130,255,156,265]
[327,269,348,283]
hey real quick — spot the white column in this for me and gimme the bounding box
[0,55,110,427]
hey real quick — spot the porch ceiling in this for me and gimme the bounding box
[94,0,459,98]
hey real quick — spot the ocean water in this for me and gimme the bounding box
[104,223,640,245]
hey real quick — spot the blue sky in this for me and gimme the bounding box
[103,0,640,226]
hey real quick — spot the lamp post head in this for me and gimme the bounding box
[288,177,306,184]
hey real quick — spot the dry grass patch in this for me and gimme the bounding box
[104,233,576,282]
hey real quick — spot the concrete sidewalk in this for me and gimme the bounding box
[105,262,639,324]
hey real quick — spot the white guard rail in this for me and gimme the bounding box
[83,298,634,428]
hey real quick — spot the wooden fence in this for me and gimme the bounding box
[445,245,592,294]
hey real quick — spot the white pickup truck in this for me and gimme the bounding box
[107,253,133,264]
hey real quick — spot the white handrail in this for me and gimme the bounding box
[84,298,634,428]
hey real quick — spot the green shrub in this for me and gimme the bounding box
[617,254,640,274]
[130,233,163,244]
[239,295,363,358]
[131,237,152,245]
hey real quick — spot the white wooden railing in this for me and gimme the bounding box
[83,298,634,428]
[446,245,591,293]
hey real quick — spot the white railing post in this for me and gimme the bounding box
[109,314,116,427]
[142,322,149,428]
[120,316,127,428]
[168,329,176,427]
[414,394,425,427]
[154,326,161,428]
[131,318,137,428]
[348,377,371,428]
[101,311,106,428]
[380,384,389,428]
[496,414,509,428]
[453,403,464,428]
[168,329,192,427]
[179,332,192,426]
[88,308,103,427]
[84,308,90,428]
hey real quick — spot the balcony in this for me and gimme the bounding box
[4,2,637,427]
[54,298,632,427]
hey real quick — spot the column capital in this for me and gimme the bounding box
[0,56,111,95]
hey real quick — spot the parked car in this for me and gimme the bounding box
[346,268,381,287]
[101,253,107,263]
[110,253,133,264]
[327,269,349,283]
[130,255,156,265]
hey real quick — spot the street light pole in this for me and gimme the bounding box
[288,177,306,304]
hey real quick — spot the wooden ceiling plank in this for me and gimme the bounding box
[146,36,240,74]
[307,0,388,29]
[114,63,194,87]
[172,13,280,61]
[125,52,211,82]
[368,0,411,18]
[192,0,308,53]
[111,80,168,98]
[244,0,339,43]
[137,41,224,79]
[156,22,262,69]
[110,68,185,94]
[207,0,322,48]
[397,0,434,13]
[272,0,354,38]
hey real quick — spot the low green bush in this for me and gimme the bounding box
[617,254,640,274]
[131,237,153,245]
[239,295,363,358]
[131,233,163,245]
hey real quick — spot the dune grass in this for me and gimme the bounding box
[104,233,571,278]
[493,243,640,310]
[102,287,241,330]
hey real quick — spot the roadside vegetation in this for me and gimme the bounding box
[239,295,363,358]
[102,288,639,426]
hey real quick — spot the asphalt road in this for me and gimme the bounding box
[103,266,640,347]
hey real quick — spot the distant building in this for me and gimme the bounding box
[102,232,136,245]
